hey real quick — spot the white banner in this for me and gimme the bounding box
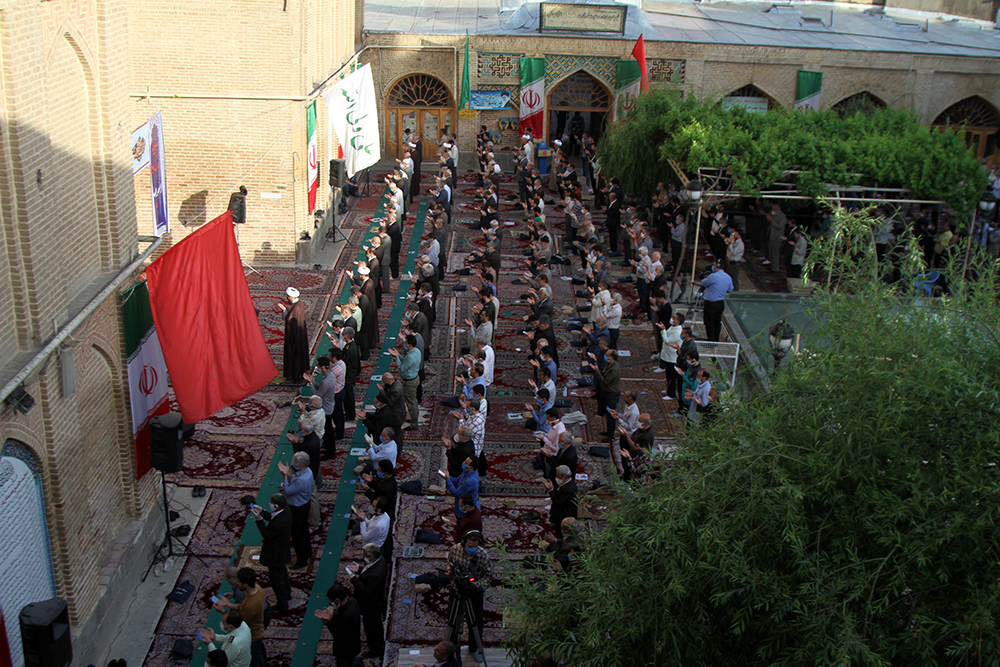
[323,64,381,177]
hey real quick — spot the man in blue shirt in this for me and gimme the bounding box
[524,388,554,433]
[445,458,481,518]
[698,265,733,342]
[278,451,314,570]
[441,363,486,409]
[389,334,422,430]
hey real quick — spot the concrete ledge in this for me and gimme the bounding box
[73,501,164,667]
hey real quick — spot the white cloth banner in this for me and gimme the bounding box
[323,64,381,177]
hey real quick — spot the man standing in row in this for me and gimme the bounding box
[279,287,309,383]
[253,493,292,612]
[278,451,314,570]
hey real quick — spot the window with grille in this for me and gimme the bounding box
[387,75,452,107]
[548,71,611,110]
[934,97,1000,128]
[832,92,886,119]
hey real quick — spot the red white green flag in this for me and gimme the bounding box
[794,70,823,112]
[519,57,545,138]
[307,100,319,213]
[615,60,641,123]
[123,281,171,479]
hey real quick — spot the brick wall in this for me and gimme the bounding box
[128,0,357,263]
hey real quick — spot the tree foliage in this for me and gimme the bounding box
[505,208,1000,666]
[598,92,989,214]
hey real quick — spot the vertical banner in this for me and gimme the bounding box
[615,60,641,123]
[306,101,319,214]
[794,70,823,112]
[123,281,171,480]
[0,605,12,667]
[145,211,278,423]
[149,111,170,236]
[323,63,381,178]
[519,57,545,138]
[460,31,471,110]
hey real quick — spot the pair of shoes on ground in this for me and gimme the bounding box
[191,485,207,497]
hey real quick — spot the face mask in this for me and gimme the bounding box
[269,503,277,512]
[376,470,384,478]
[219,621,227,633]
[465,547,479,555]
[380,435,388,443]
[604,356,611,364]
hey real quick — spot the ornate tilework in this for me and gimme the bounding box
[544,55,617,88]
[478,53,521,80]
[648,59,686,84]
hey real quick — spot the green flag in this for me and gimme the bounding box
[460,31,471,110]
[794,70,823,112]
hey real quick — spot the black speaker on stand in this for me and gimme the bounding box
[143,412,206,581]
[19,598,72,667]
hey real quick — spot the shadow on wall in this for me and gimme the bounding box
[177,189,208,228]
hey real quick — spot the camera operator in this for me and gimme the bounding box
[445,530,493,664]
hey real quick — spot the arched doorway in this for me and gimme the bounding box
[933,96,1000,168]
[385,74,454,161]
[547,70,612,147]
[720,84,779,114]
[832,92,886,118]
[0,441,57,667]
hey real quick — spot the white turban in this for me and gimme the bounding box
[286,287,300,299]
[358,266,370,275]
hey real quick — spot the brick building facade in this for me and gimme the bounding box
[363,11,1000,170]
[128,0,359,263]
[0,0,153,662]
[0,0,359,664]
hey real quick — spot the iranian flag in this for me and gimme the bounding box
[124,280,170,479]
[794,70,823,112]
[615,60,641,123]
[307,101,319,213]
[519,57,545,138]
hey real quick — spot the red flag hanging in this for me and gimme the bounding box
[0,606,12,667]
[631,34,650,94]
[145,211,278,423]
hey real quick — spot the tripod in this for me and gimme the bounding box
[446,588,489,666]
[142,470,207,581]
[234,222,262,276]
[359,168,378,196]
[323,209,349,249]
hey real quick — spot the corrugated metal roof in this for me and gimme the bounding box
[364,0,1000,58]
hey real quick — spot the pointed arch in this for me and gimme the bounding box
[1,440,58,667]
[719,84,781,112]
[831,91,887,118]
[931,96,1000,168]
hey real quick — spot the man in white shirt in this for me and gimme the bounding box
[355,497,391,548]
[476,339,495,386]
[726,230,745,292]
[366,427,398,468]
[199,610,252,667]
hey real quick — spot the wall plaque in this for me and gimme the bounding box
[539,4,627,34]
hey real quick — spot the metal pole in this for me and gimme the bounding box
[689,203,703,292]
[963,209,978,280]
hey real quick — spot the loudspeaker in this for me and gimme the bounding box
[19,597,72,667]
[150,411,184,473]
[329,158,345,189]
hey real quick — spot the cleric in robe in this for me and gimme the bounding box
[279,286,310,383]
[357,265,380,352]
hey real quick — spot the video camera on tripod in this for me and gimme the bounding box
[452,571,481,598]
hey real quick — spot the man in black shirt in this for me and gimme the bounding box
[315,584,362,667]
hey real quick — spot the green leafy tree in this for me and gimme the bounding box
[505,208,1000,666]
[597,92,988,213]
